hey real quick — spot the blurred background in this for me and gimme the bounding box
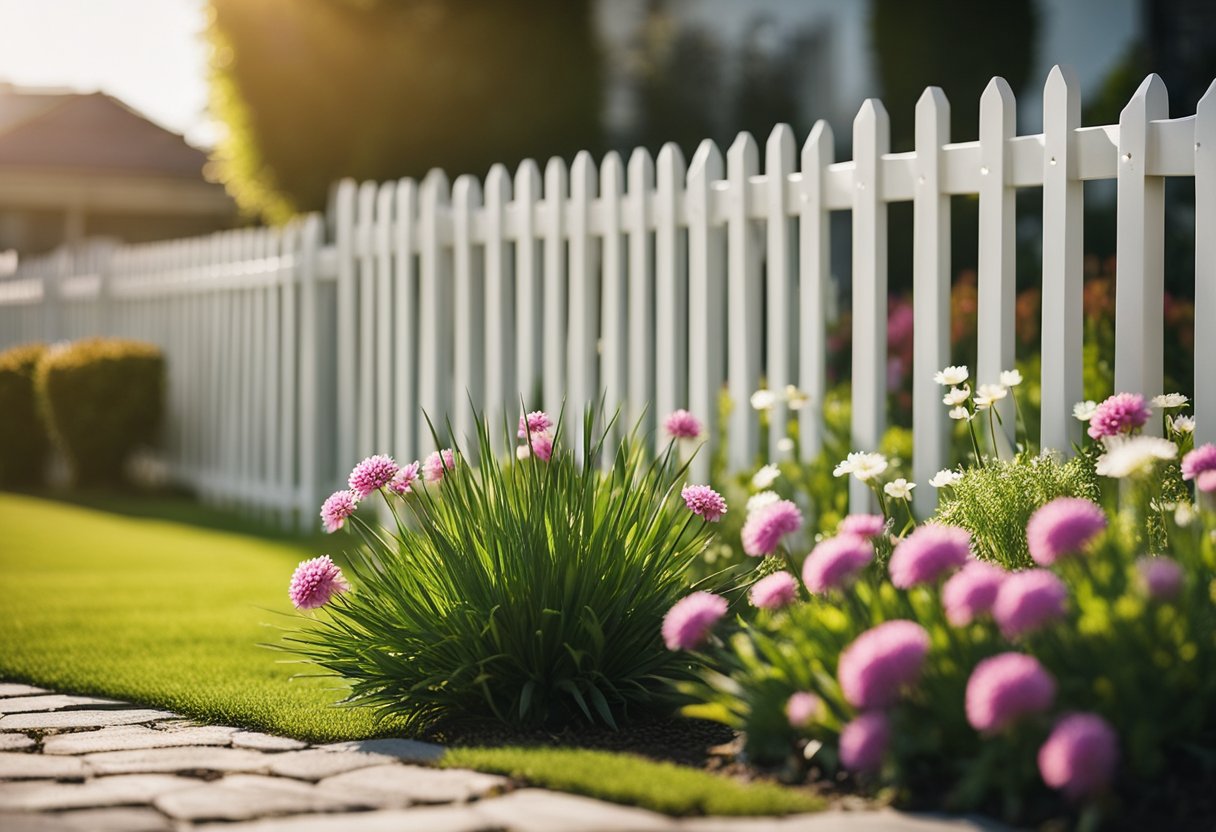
[1,0,1212,299]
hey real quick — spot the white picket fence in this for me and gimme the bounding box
[1,67,1213,527]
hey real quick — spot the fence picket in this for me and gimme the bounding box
[1196,81,1216,446]
[798,121,833,462]
[542,157,568,419]
[727,133,760,471]
[375,182,396,456]
[452,174,484,451]
[627,149,656,434]
[514,160,543,412]
[484,165,514,456]
[394,180,419,464]
[418,169,453,452]
[568,151,599,449]
[333,180,359,471]
[655,144,687,432]
[687,139,726,483]
[599,151,627,448]
[765,124,796,461]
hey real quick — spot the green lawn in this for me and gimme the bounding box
[0,491,821,816]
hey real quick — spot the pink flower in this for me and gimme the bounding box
[1181,443,1216,481]
[941,561,1006,626]
[528,432,554,462]
[517,410,554,439]
[682,484,727,523]
[786,692,822,727]
[288,555,351,609]
[993,569,1068,638]
[388,461,421,495]
[1026,498,1107,566]
[1038,713,1119,800]
[741,500,803,556]
[424,449,456,483]
[1087,392,1150,440]
[347,454,399,498]
[1198,470,1216,493]
[839,712,890,773]
[662,592,728,650]
[1136,556,1183,601]
[802,534,873,594]
[965,652,1056,733]
[888,525,971,588]
[320,490,358,534]
[664,409,703,439]
[838,514,885,538]
[749,571,799,609]
[837,620,931,710]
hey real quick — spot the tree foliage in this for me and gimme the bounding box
[208,0,603,222]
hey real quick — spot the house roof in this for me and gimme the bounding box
[0,86,210,179]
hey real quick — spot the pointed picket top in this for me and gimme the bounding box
[1044,64,1079,106]
[627,146,655,187]
[981,76,1016,115]
[544,155,568,200]
[916,86,950,137]
[485,163,511,203]
[572,149,597,189]
[766,123,796,165]
[656,141,686,182]
[727,130,759,171]
[1123,73,1169,121]
[853,98,890,139]
[514,158,541,197]
[422,167,450,196]
[689,137,724,183]
[600,150,624,191]
[452,173,482,208]
[803,119,834,168]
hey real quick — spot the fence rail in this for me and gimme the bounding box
[1,66,1213,528]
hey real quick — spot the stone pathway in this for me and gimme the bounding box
[0,683,1004,831]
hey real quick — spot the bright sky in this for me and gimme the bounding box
[0,0,214,147]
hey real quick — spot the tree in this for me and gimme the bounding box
[208,0,603,222]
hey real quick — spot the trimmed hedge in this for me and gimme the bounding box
[0,343,50,486]
[35,339,165,486]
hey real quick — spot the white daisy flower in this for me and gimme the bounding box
[949,406,971,421]
[751,463,781,490]
[883,478,915,499]
[999,369,1023,387]
[973,384,1008,410]
[785,385,809,410]
[834,451,888,482]
[1095,436,1178,479]
[1073,400,1098,422]
[943,385,971,406]
[933,365,969,386]
[750,389,778,411]
[1151,393,1188,409]
[929,469,964,488]
[777,437,795,453]
[1169,415,1195,435]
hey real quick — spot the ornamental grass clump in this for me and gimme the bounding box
[285,409,724,732]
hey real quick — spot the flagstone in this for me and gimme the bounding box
[0,753,88,781]
[0,696,126,715]
[230,731,308,752]
[264,748,399,781]
[0,734,35,752]
[42,806,173,831]
[315,738,444,764]
[0,685,50,699]
[0,710,176,732]
[42,725,235,756]
[318,763,507,806]
[154,773,372,821]
[194,805,492,832]
[0,774,196,811]
[83,746,273,776]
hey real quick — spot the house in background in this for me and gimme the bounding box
[0,84,236,259]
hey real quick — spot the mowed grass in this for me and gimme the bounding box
[0,491,822,816]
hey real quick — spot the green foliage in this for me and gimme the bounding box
[0,342,50,487]
[442,746,822,816]
[208,0,603,222]
[933,452,1101,569]
[287,411,719,732]
[34,339,165,487]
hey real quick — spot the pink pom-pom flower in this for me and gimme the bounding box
[965,652,1056,733]
[682,484,727,523]
[528,432,554,462]
[388,461,421,495]
[1136,556,1183,601]
[838,514,886,539]
[320,490,358,534]
[1086,392,1150,440]
[423,449,456,484]
[941,561,1006,627]
[347,454,399,499]
[786,692,822,727]
[1198,470,1216,493]
[664,409,703,440]
[993,569,1068,638]
[662,591,728,651]
[741,499,803,557]
[1038,713,1119,800]
[802,534,873,594]
[749,571,799,609]
[517,410,554,439]
[839,712,890,773]
[289,555,351,610]
[1181,443,1216,482]
[888,525,971,588]
[837,620,931,710]
[1026,498,1107,566]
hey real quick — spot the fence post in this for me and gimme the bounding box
[655,143,687,433]
[1040,66,1084,454]
[484,164,514,457]
[913,87,951,516]
[765,124,796,461]
[626,149,656,435]
[1115,75,1168,412]
[977,78,1017,455]
[799,120,833,462]
[1196,81,1216,447]
[727,132,760,473]
[687,139,726,483]
[851,100,889,510]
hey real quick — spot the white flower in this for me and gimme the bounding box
[973,384,1008,410]
[515,445,531,460]
[949,406,971,421]
[833,451,888,482]
[746,490,781,515]
[1073,400,1098,422]
[1175,502,1196,527]
[777,437,795,453]
[1152,393,1188,409]
[751,463,781,490]
[883,478,915,499]
[1169,415,1195,435]
[934,365,969,386]
[999,369,1023,387]
[943,385,971,406]
[1095,436,1178,479]
[929,469,964,488]
[785,385,809,410]
[750,389,778,411]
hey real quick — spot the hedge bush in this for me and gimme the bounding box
[0,342,50,487]
[35,338,165,486]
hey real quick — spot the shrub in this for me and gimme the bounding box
[0,343,50,487]
[35,338,165,486]
[284,409,725,732]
